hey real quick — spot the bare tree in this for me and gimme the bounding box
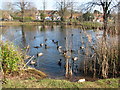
[13,0,34,22]
[81,0,119,36]
[56,0,72,21]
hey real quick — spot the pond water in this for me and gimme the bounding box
[0,25,104,78]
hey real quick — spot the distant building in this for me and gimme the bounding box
[1,10,13,21]
[93,11,103,22]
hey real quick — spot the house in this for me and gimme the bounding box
[35,10,61,21]
[35,11,41,20]
[1,10,13,21]
[93,11,103,22]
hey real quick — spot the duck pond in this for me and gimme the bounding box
[0,25,118,80]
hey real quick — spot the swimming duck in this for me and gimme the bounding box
[40,43,44,47]
[58,59,62,66]
[37,53,43,57]
[72,57,78,61]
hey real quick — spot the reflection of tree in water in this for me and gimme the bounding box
[40,25,45,31]
[21,25,26,47]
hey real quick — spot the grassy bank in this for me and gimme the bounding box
[2,78,119,88]
[0,21,102,28]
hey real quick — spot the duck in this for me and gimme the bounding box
[37,53,43,57]
[58,48,62,53]
[57,46,62,50]
[58,59,62,66]
[80,46,84,49]
[72,57,78,61]
[30,60,36,65]
[45,44,50,49]
[34,46,40,49]
[40,43,44,47]
[71,34,74,36]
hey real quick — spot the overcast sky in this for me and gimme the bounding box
[0,0,92,10]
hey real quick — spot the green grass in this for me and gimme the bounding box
[2,78,119,88]
[81,21,102,29]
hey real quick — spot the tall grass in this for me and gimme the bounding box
[79,29,119,78]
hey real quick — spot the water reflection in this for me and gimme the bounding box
[1,25,103,78]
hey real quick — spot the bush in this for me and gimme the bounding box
[0,41,24,74]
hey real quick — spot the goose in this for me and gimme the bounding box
[58,59,62,66]
[80,46,84,49]
[78,79,85,82]
[30,60,36,65]
[40,43,44,47]
[34,46,40,49]
[71,34,74,36]
[58,48,62,53]
[72,57,78,61]
[57,46,62,50]
[37,53,43,57]
[45,44,50,49]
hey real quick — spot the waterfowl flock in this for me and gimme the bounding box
[26,30,94,75]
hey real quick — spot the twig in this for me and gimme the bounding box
[23,56,34,69]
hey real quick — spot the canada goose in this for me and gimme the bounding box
[57,46,62,50]
[34,46,40,49]
[80,46,84,49]
[58,48,62,53]
[58,59,62,66]
[45,44,50,49]
[30,60,36,65]
[69,49,74,53]
[78,79,85,82]
[37,53,43,57]
[72,57,78,61]
[40,43,44,47]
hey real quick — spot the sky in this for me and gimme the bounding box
[0,0,92,10]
